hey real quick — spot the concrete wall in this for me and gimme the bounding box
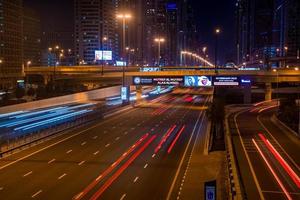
[0,85,135,114]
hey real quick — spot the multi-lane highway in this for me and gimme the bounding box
[230,100,300,200]
[0,88,212,200]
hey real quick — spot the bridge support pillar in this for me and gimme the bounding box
[136,85,143,102]
[265,82,272,101]
[243,85,251,104]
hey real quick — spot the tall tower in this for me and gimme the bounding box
[74,0,119,65]
[0,0,23,89]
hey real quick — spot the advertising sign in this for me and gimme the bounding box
[95,50,112,61]
[213,76,240,86]
[140,67,160,72]
[184,76,212,87]
[133,76,184,86]
[121,86,129,101]
[116,61,127,66]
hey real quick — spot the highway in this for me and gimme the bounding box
[0,88,212,200]
[230,101,300,200]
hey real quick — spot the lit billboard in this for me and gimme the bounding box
[95,50,112,61]
[184,76,212,87]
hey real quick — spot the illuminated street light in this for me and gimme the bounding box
[295,67,299,71]
[55,45,59,50]
[117,13,132,102]
[215,28,221,73]
[154,37,165,67]
[0,59,2,64]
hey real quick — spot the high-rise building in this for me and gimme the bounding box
[74,0,119,65]
[0,0,23,89]
[23,7,41,67]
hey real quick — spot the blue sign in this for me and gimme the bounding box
[205,180,216,200]
[166,3,177,10]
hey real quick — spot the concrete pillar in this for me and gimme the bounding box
[136,85,143,102]
[43,75,49,85]
[265,82,272,101]
[243,85,251,104]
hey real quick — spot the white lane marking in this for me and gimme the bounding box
[112,126,116,129]
[0,106,136,171]
[124,132,128,135]
[81,142,87,146]
[23,171,33,177]
[151,128,155,131]
[233,110,265,200]
[93,151,99,155]
[105,143,110,147]
[115,137,120,141]
[152,154,156,158]
[48,159,56,164]
[78,161,85,166]
[131,127,135,130]
[104,130,108,134]
[0,187,3,190]
[144,164,148,169]
[31,190,42,198]
[137,123,141,126]
[133,176,139,183]
[120,194,126,200]
[166,110,204,200]
[58,173,67,180]
[66,149,72,154]
[93,136,98,139]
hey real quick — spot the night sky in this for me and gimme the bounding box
[24,0,236,63]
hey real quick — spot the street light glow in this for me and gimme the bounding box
[215,28,220,34]
[117,14,132,19]
[154,38,165,42]
[181,51,214,67]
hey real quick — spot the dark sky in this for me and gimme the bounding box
[24,0,236,63]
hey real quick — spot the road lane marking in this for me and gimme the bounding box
[152,154,156,158]
[133,177,139,183]
[115,137,120,141]
[31,190,42,198]
[93,151,99,155]
[124,131,128,135]
[58,173,67,180]
[104,130,108,134]
[166,110,204,200]
[112,126,116,129]
[0,187,3,190]
[78,161,85,166]
[81,142,87,146]
[0,106,137,171]
[66,149,72,154]
[23,171,33,177]
[105,143,110,147]
[233,110,265,200]
[120,194,126,200]
[93,136,98,139]
[48,159,56,164]
[144,164,148,169]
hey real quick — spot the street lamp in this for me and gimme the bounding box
[154,38,165,67]
[101,36,108,75]
[26,61,31,87]
[117,13,131,88]
[215,28,220,73]
[273,68,279,102]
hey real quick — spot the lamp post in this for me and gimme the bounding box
[154,38,165,67]
[26,61,31,87]
[215,28,220,73]
[117,13,131,87]
[101,36,108,76]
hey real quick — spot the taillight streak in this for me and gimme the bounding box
[167,126,186,154]
[154,125,177,153]
[74,133,149,200]
[252,139,292,200]
[90,135,157,200]
[259,134,300,188]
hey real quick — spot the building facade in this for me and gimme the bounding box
[74,0,119,65]
[0,0,23,89]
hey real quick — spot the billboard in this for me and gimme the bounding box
[184,76,212,87]
[213,76,240,86]
[95,50,112,61]
[133,76,184,86]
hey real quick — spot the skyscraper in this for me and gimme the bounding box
[74,0,119,65]
[0,0,23,89]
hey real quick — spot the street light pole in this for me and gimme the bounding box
[154,38,165,67]
[215,28,220,74]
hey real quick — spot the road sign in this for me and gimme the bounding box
[205,180,216,200]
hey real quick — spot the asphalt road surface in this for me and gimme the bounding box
[0,88,212,200]
[230,101,300,200]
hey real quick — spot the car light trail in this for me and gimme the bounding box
[252,138,292,200]
[89,135,157,200]
[167,125,186,154]
[10,106,66,119]
[74,133,149,200]
[258,105,278,113]
[155,125,177,153]
[259,134,300,188]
